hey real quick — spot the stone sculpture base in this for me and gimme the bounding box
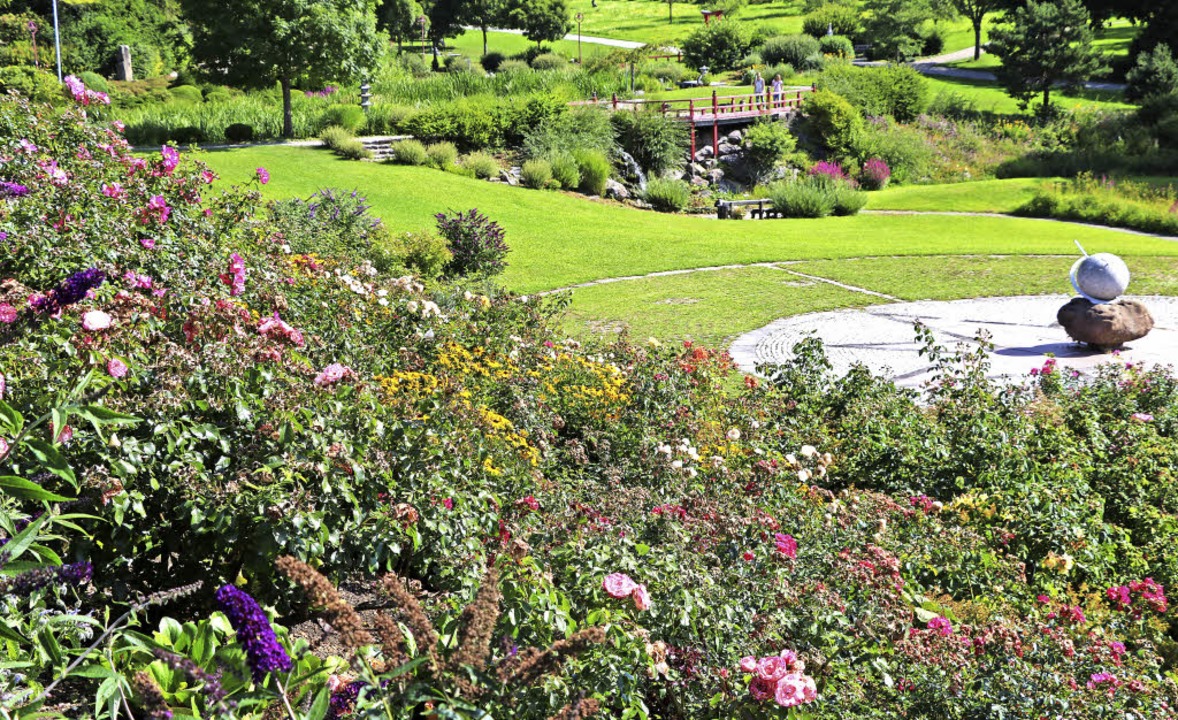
[1057,297,1154,349]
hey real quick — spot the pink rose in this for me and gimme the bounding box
[140,237,156,250]
[756,656,790,682]
[82,310,112,332]
[0,304,18,324]
[603,573,637,599]
[632,584,651,611]
[107,358,128,378]
[774,672,817,707]
[739,656,758,673]
[749,676,776,702]
[314,363,354,387]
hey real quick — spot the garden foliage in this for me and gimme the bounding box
[6,86,1178,720]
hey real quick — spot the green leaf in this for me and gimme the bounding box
[306,685,331,720]
[72,664,117,680]
[0,513,48,562]
[23,439,77,488]
[0,475,72,503]
[0,399,24,435]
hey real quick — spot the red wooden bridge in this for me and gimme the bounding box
[600,87,813,159]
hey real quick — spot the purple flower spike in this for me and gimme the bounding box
[215,585,293,681]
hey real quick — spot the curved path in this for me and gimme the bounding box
[729,295,1178,388]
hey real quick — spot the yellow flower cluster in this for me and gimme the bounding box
[375,371,441,399]
[477,406,539,466]
[538,353,631,423]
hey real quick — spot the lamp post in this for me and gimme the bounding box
[575,13,583,64]
[28,20,38,69]
[418,15,428,62]
[52,0,62,82]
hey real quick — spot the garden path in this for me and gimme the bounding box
[462,26,646,49]
[857,47,1127,91]
[729,295,1178,387]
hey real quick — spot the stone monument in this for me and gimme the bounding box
[115,45,133,82]
[1057,242,1153,348]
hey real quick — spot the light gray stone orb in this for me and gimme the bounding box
[1071,252,1130,303]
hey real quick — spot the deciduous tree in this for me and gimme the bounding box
[949,0,1000,60]
[379,0,424,52]
[181,0,385,138]
[506,0,572,48]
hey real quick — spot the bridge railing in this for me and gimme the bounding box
[607,87,813,122]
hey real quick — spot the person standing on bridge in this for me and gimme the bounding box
[753,71,765,108]
[771,74,784,105]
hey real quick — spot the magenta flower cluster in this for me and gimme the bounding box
[860,158,891,190]
[808,161,849,183]
[739,650,817,708]
[214,585,293,681]
[220,253,247,296]
[63,75,110,106]
[774,532,797,559]
[1107,578,1167,615]
[304,86,339,98]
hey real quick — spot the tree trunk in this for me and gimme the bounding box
[668,0,673,23]
[281,77,293,139]
[973,18,982,61]
[1042,85,1050,113]
[482,26,488,56]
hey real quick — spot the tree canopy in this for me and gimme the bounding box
[181,0,385,138]
[506,0,573,48]
[988,0,1104,113]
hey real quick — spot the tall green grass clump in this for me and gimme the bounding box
[392,139,428,166]
[575,149,612,196]
[521,159,553,189]
[643,177,692,212]
[462,152,502,179]
[427,141,459,170]
[549,154,582,190]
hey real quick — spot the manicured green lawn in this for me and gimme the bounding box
[866,178,1050,213]
[200,146,1178,296]
[561,265,884,345]
[445,29,614,62]
[563,255,1178,345]
[924,75,1134,113]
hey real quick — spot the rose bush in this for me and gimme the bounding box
[3,88,1178,720]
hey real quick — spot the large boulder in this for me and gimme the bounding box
[604,179,630,201]
[1057,297,1154,348]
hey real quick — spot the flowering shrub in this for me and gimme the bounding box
[435,208,509,278]
[859,157,892,190]
[5,92,1178,720]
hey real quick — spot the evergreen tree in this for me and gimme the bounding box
[988,0,1104,113]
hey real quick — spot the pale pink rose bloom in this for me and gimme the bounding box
[0,437,8,456]
[602,573,637,598]
[82,310,112,331]
[107,358,128,378]
[774,673,808,707]
[632,584,651,611]
[756,656,790,682]
[739,656,758,673]
[314,363,354,387]
[0,304,17,323]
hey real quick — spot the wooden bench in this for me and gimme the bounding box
[716,198,774,220]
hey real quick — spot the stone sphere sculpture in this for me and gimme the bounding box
[1070,252,1131,303]
[1058,244,1152,349]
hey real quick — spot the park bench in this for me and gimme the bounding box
[715,198,776,220]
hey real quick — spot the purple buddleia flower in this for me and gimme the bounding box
[214,585,293,681]
[1,561,93,595]
[1,181,30,198]
[327,681,364,720]
[153,648,233,717]
[30,268,106,315]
